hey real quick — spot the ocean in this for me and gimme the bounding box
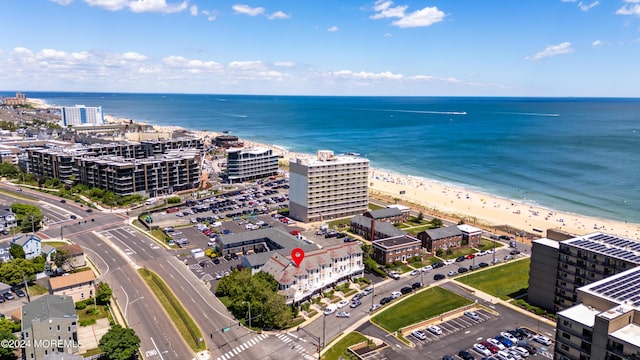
[5,92,640,223]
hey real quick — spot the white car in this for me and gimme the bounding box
[427,325,443,335]
[501,331,518,343]
[389,271,400,280]
[390,291,402,299]
[336,311,350,318]
[473,343,492,356]
[533,335,553,346]
[410,269,421,276]
[464,310,480,321]
[324,304,337,315]
[487,338,506,350]
[444,259,455,265]
[337,300,349,309]
[411,330,427,341]
[421,265,433,272]
[507,349,524,360]
[512,346,530,358]
[476,250,488,256]
[495,350,516,360]
[370,304,381,312]
[362,287,373,296]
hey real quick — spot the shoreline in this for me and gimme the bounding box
[31,99,640,240]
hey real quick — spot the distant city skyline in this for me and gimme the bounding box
[1,0,640,97]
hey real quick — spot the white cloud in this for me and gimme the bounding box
[232,4,265,16]
[202,10,217,21]
[525,42,575,61]
[408,75,461,83]
[370,0,408,19]
[274,61,295,67]
[190,5,198,16]
[327,26,339,32]
[163,56,222,71]
[82,0,187,13]
[392,7,445,28]
[122,52,147,61]
[50,0,73,5]
[384,32,393,38]
[578,1,599,11]
[229,60,265,70]
[370,0,445,28]
[326,70,404,80]
[617,3,640,15]
[267,11,290,20]
[592,39,602,47]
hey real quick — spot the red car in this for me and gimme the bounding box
[480,341,499,353]
[465,254,476,260]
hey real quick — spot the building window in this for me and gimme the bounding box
[562,332,571,340]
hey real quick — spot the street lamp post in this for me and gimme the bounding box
[322,313,326,349]
[30,215,35,235]
[243,301,252,329]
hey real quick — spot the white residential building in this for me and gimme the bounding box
[60,105,104,127]
[289,150,369,222]
[260,242,364,304]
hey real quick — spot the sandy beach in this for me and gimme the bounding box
[36,102,640,240]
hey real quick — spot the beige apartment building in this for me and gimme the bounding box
[289,150,369,222]
[555,266,640,360]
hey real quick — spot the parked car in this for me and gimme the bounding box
[13,288,25,297]
[501,331,518,343]
[447,270,458,276]
[400,286,413,295]
[2,293,14,300]
[390,291,402,299]
[427,325,443,335]
[507,329,524,340]
[410,269,421,276]
[464,310,480,321]
[458,350,475,360]
[495,350,516,360]
[432,262,444,268]
[495,335,514,348]
[411,330,427,341]
[412,282,422,290]
[434,273,446,280]
[336,311,350,318]
[352,293,364,301]
[473,343,491,356]
[337,300,349,309]
[362,287,373,296]
[456,256,466,262]
[486,338,506,351]
[533,335,553,346]
[421,265,433,272]
[379,297,392,305]
[350,299,362,308]
[478,262,489,268]
[370,304,381,312]
[481,340,499,353]
[388,271,400,280]
[324,304,337,315]
[465,254,476,259]
[512,346,530,358]
[516,327,533,338]
[457,267,469,273]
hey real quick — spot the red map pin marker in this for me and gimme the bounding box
[291,248,305,267]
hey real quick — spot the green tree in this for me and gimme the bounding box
[417,211,424,222]
[96,282,113,305]
[0,163,19,178]
[9,203,43,233]
[0,258,39,285]
[0,327,17,360]
[52,250,70,270]
[99,325,140,360]
[9,244,25,259]
[431,217,443,228]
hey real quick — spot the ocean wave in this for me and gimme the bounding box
[498,112,560,117]
[218,112,248,118]
[384,109,467,115]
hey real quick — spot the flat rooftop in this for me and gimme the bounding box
[563,232,640,264]
[581,266,640,307]
[533,238,560,249]
[557,303,601,327]
[372,235,421,249]
[610,323,640,348]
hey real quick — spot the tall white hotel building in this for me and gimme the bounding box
[60,105,104,126]
[289,150,369,223]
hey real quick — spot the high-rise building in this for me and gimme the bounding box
[60,105,104,126]
[555,266,640,360]
[289,150,369,222]
[528,232,640,312]
[226,147,279,183]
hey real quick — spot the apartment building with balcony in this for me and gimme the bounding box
[226,147,279,183]
[60,105,104,126]
[371,235,422,265]
[289,150,369,223]
[555,266,640,360]
[76,149,201,197]
[260,242,364,304]
[528,232,640,313]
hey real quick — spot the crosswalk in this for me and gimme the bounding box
[215,333,316,360]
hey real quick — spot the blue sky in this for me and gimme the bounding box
[1,0,640,96]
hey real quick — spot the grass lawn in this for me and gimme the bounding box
[42,241,69,249]
[371,287,472,332]
[28,284,49,296]
[405,224,435,236]
[440,247,477,259]
[323,332,369,360]
[138,268,204,351]
[368,203,385,211]
[77,304,109,326]
[477,239,502,251]
[457,258,531,300]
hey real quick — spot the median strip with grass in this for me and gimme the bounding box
[456,258,530,300]
[138,268,204,351]
[323,332,369,360]
[371,287,472,333]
